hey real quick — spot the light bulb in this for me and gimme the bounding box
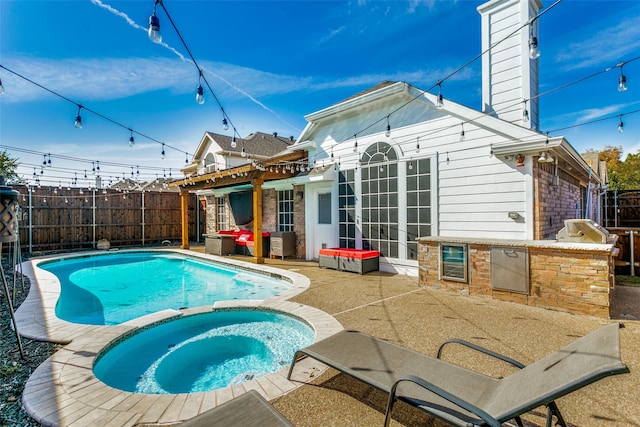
[241,146,247,157]
[538,152,546,163]
[74,115,83,129]
[385,116,391,137]
[231,136,237,148]
[0,78,4,95]
[529,39,540,60]
[545,153,554,163]
[436,93,444,109]
[618,119,624,133]
[195,85,205,104]
[129,135,135,148]
[618,74,627,92]
[222,117,229,131]
[148,13,162,44]
[522,106,529,122]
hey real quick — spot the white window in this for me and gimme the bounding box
[278,190,294,231]
[216,196,227,231]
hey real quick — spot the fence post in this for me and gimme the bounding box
[28,188,33,253]
[141,190,145,246]
[631,230,636,277]
[614,190,618,228]
[92,188,96,249]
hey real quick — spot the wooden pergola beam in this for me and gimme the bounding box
[171,151,307,252]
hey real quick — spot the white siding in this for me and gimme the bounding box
[479,0,541,128]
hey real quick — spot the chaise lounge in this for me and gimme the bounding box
[287,323,629,427]
[179,390,293,427]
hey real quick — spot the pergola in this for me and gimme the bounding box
[170,151,308,263]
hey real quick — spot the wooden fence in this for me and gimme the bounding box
[602,190,640,228]
[13,185,204,253]
[609,228,640,277]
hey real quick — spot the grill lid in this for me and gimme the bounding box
[556,219,611,244]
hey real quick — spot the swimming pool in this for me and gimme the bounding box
[93,308,315,394]
[39,251,292,325]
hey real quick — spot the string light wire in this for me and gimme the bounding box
[0,64,192,160]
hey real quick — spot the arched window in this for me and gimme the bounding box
[360,142,399,258]
[360,141,398,164]
[204,153,216,167]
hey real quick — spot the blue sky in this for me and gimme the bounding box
[1,0,640,187]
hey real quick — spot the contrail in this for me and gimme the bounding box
[90,0,301,133]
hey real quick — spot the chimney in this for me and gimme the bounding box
[478,0,542,130]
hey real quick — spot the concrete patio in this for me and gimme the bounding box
[262,257,639,427]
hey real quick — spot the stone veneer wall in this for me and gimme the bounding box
[418,238,616,318]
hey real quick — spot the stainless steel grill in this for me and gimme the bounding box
[556,219,612,244]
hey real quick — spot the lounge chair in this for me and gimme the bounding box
[179,390,293,427]
[287,323,629,427]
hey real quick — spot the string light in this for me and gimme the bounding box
[128,130,135,148]
[0,64,194,167]
[528,23,540,60]
[436,82,444,109]
[416,136,420,153]
[195,70,205,104]
[522,100,530,122]
[618,115,624,133]
[2,0,635,189]
[161,143,166,159]
[385,115,391,137]
[340,1,563,149]
[459,123,465,141]
[74,105,83,129]
[231,136,237,148]
[147,0,243,160]
[148,0,162,44]
[222,117,229,131]
[0,77,4,95]
[618,64,627,92]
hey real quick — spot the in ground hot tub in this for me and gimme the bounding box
[93,308,314,394]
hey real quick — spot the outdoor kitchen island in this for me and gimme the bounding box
[417,220,619,318]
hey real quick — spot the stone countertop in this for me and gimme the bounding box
[417,235,619,254]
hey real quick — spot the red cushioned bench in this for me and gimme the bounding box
[234,231,271,257]
[318,248,380,274]
[246,232,271,257]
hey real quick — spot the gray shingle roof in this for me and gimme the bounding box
[206,131,294,158]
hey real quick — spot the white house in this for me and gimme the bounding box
[176,0,601,276]
[282,0,599,274]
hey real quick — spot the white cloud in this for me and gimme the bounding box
[555,15,640,70]
[1,57,193,104]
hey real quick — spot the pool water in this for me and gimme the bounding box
[93,309,314,394]
[40,252,291,325]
